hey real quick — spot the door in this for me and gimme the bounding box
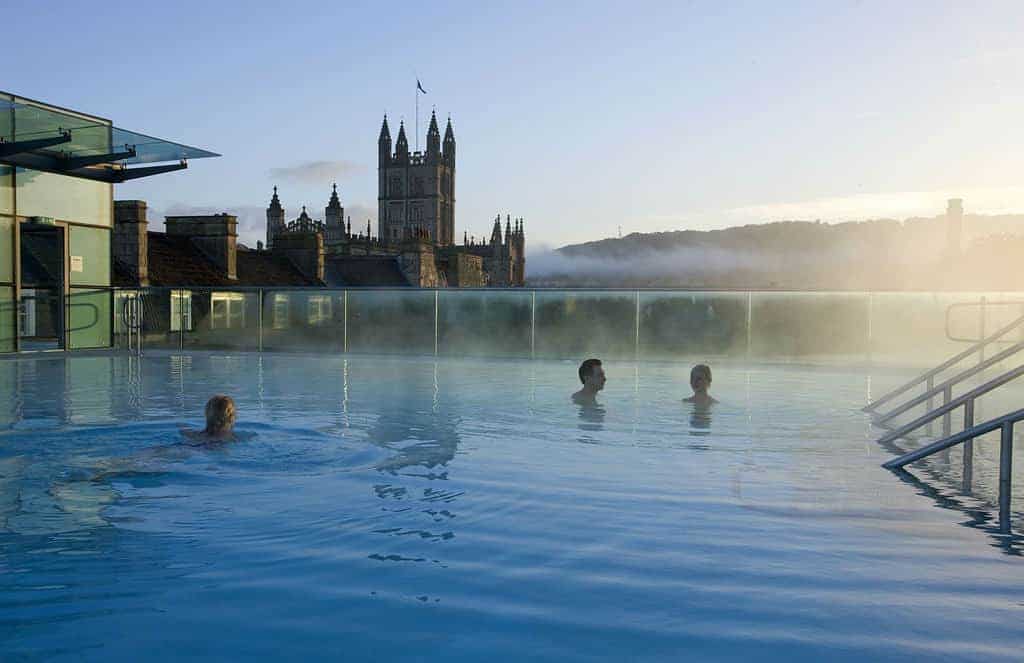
[18,222,65,350]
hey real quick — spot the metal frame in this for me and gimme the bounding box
[882,407,1019,533]
[864,311,1024,414]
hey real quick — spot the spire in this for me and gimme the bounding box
[426,110,441,161]
[379,115,392,166]
[269,185,282,211]
[505,215,512,244]
[491,214,502,244]
[327,182,341,209]
[443,116,455,165]
[395,121,409,162]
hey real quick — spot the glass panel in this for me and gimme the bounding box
[0,286,13,352]
[182,289,259,351]
[750,292,870,360]
[262,290,345,352]
[869,292,989,367]
[18,287,63,350]
[112,289,138,350]
[10,96,111,158]
[347,290,435,354]
[0,216,12,282]
[638,291,748,360]
[15,168,112,227]
[0,167,12,216]
[68,225,110,286]
[437,290,532,357]
[533,291,636,359]
[3,96,215,166]
[67,288,111,350]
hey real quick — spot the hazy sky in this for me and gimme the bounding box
[7,1,1024,248]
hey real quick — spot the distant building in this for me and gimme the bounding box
[262,113,526,287]
[946,198,964,258]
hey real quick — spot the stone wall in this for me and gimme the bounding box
[113,200,149,285]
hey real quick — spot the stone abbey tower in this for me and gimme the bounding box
[377,112,456,245]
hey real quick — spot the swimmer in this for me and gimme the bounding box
[182,395,238,443]
[572,358,606,405]
[683,364,717,406]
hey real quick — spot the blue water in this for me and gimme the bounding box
[1,353,1022,661]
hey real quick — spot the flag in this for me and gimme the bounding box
[417,79,427,94]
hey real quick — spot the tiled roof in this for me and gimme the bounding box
[324,256,410,286]
[146,233,230,286]
[236,249,321,286]
[113,232,322,287]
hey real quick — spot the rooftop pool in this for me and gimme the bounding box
[1,352,1022,661]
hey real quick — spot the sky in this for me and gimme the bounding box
[7,0,1024,249]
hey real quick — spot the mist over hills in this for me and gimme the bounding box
[528,213,1024,290]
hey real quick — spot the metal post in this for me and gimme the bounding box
[979,296,987,364]
[433,289,439,357]
[634,290,640,361]
[530,290,536,360]
[343,290,349,354]
[866,292,873,364]
[257,288,264,353]
[962,399,974,493]
[999,421,1013,534]
[178,290,184,352]
[926,375,935,436]
[746,291,753,358]
[942,385,952,437]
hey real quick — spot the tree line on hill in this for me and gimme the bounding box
[528,213,1024,290]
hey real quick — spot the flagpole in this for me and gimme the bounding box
[415,82,419,153]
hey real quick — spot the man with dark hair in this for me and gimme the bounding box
[572,358,606,405]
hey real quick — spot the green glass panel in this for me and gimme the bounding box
[0,166,11,216]
[15,168,111,227]
[638,291,748,359]
[69,225,110,286]
[67,288,111,350]
[533,291,636,359]
[437,290,532,357]
[0,286,14,352]
[0,217,12,282]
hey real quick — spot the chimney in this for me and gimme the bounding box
[272,231,325,283]
[165,213,238,280]
[113,200,149,285]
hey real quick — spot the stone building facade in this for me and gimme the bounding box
[262,114,525,287]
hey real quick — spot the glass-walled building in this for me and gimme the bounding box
[0,91,217,352]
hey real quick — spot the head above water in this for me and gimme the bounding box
[204,394,236,436]
[690,364,712,393]
[578,358,606,391]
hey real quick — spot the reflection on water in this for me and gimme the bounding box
[687,402,713,436]
[1,353,1024,662]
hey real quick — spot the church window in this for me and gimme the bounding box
[390,177,402,196]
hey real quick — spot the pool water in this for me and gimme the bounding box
[1,353,1022,661]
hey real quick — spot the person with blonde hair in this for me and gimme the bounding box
[683,364,717,407]
[183,395,238,442]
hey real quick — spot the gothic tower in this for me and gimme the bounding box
[325,183,345,251]
[377,112,456,246]
[266,186,285,249]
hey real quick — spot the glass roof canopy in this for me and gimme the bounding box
[0,96,219,182]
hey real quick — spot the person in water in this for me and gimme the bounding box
[572,358,606,405]
[683,364,717,406]
[183,395,238,442]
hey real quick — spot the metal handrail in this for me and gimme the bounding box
[877,362,1024,445]
[863,312,1024,413]
[882,407,1019,534]
[874,340,1024,423]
